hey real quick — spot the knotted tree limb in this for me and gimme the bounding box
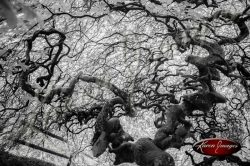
[73,76,135,157]
[109,138,175,166]
[21,68,135,146]
[151,8,249,153]
[184,9,250,81]
[20,61,134,114]
[78,74,134,117]
[152,90,226,150]
[91,97,127,145]
[20,50,135,146]
[205,10,250,45]
[19,29,69,103]
[77,75,136,157]
[91,112,134,157]
[152,42,227,151]
[20,71,81,104]
[190,38,225,58]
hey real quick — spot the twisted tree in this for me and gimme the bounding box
[0,0,250,166]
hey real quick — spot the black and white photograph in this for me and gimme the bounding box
[0,0,250,165]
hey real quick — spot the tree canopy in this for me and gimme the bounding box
[0,0,250,166]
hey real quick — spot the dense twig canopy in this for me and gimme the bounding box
[0,0,250,166]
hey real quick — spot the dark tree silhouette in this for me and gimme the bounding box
[0,0,250,166]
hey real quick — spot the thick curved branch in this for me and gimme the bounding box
[78,75,129,102]
[109,138,175,166]
[205,10,250,45]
